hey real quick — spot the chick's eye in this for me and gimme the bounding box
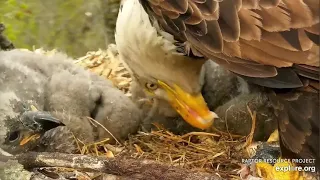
[145,83,158,90]
[8,131,20,142]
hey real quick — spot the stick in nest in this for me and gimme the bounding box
[245,105,256,147]
[236,105,257,154]
[87,117,122,145]
[0,147,13,157]
[71,117,125,155]
[180,132,220,139]
[6,152,222,180]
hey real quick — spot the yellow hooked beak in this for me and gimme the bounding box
[158,80,218,130]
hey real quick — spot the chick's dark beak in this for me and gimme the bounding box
[21,111,64,131]
[19,111,65,145]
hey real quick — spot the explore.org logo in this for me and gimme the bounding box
[275,165,316,173]
[242,158,317,173]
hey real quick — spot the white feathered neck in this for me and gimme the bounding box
[115,0,205,93]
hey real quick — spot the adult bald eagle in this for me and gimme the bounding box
[115,0,319,168]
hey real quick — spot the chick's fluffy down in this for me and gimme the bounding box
[0,50,143,154]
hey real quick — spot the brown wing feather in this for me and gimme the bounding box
[238,9,262,41]
[142,0,319,78]
[269,90,319,168]
[218,0,240,42]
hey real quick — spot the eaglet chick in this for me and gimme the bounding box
[0,49,143,154]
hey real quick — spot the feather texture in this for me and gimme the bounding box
[141,0,319,78]
[138,0,320,168]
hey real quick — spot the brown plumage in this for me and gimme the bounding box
[139,0,319,168]
[141,0,319,76]
[114,0,319,170]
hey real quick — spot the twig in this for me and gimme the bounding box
[5,152,222,180]
[246,105,256,144]
[180,132,220,139]
[0,147,13,157]
[224,104,235,140]
[210,126,245,138]
[0,23,15,50]
[243,105,257,151]
[87,117,122,145]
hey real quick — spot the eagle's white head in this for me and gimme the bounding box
[115,0,217,129]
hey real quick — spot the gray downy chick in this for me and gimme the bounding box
[0,52,64,154]
[0,49,143,154]
[202,61,277,140]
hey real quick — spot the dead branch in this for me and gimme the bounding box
[0,23,15,50]
[6,152,222,180]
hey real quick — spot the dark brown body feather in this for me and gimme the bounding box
[140,0,320,169]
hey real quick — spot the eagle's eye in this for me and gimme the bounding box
[145,83,158,90]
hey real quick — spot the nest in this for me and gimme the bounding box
[127,131,249,178]
[74,44,132,96]
[17,46,252,180]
